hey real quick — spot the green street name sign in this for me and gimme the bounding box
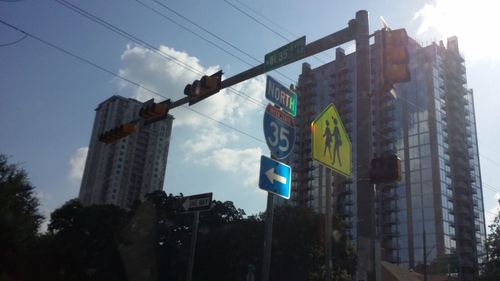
[265,36,306,72]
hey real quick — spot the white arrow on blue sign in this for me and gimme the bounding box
[258,155,291,199]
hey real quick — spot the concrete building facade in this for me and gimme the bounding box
[79,95,173,208]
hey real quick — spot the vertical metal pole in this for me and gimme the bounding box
[355,10,374,281]
[325,172,333,281]
[424,227,428,281]
[261,192,275,281]
[374,184,382,281]
[186,211,200,281]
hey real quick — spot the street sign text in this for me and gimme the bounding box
[265,76,297,116]
[265,36,306,72]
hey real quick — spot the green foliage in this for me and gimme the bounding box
[0,165,357,281]
[480,210,500,281]
[42,199,128,281]
[0,154,43,280]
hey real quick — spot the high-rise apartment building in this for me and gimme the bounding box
[79,95,173,208]
[289,36,486,280]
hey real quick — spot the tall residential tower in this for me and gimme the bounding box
[290,36,485,280]
[79,95,173,208]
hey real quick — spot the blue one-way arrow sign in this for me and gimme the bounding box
[258,155,291,199]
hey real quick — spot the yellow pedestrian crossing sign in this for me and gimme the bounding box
[311,103,351,176]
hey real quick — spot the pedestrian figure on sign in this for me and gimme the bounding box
[323,120,333,160]
[332,117,342,166]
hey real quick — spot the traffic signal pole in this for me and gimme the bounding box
[354,10,375,281]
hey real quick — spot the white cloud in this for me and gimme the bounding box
[117,44,267,181]
[485,192,500,233]
[39,208,52,234]
[35,191,53,202]
[69,147,88,184]
[182,127,239,160]
[412,0,500,61]
[117,44,265,128]
[200,147,263,187]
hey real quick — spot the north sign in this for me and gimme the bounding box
[258,155,291,199]
[181,192,213,213]
[265,75,297,117]
[263,104,295,159]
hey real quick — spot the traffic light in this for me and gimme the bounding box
[99,122,136,144]
[139,100,170,121]
[184,70,223,105]
[370,154,401,183]
[382,28,410,86]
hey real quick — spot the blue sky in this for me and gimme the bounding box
[1,0,500,231]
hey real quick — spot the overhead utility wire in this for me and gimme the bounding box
[223,0,288,41]
[150,0,296,85]
[0,19,164,98]
[0,33,27,47]
[0,19,266,145]
[233,0,297,39]
[133,0,254,67]
[222,0,329,65]
[54,0,266,108]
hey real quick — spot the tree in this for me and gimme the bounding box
[0,154,43,280]
[45,199,128,281]
[481,208,500,281]
[270,206,356,281]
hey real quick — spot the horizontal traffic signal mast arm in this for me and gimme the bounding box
[220,25,355,91]
[100,20,357,144]
[170,23,356,109]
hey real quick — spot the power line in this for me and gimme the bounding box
[223,0,288,41]
[180,106,265,144]
[54,0,266,109]
[0,33,27,47]
[483,182,500,194]
[222,0,329,65]
[478,151,500,168]
[134,0,255,67]
[233,0,297,39]
[0,18,266,145]
[0,18,165,98]
[150,0,296,85]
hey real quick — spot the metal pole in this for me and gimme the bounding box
[325,172,333,281]
[165,26,356,112]
[186,211,200,281]
[261,192,275,281]
[424,228,427,281]
[354,10,374,281]
[374,184,382,281]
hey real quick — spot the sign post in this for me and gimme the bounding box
[260,77,297,281]
[183,192,213,281]
[311,103,351,281]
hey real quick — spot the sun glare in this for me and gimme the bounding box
[414,0,500,61]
